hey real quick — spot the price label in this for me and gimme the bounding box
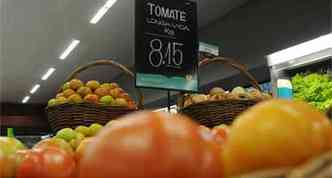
[148,38,183,68]
[135,0,198,91]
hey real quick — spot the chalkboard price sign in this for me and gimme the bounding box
[135,0,198,91]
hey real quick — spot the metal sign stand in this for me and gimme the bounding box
[167,91,171,112]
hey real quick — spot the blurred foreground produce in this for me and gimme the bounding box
[2,99,332,178]
[33,138,74,156]
[292,73,332,112]
[223,99,332,177]
[78,112,224,178]
[16,147,76,178]
[0,137,26,178]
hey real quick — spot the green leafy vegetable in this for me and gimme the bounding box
[291,73,332,112]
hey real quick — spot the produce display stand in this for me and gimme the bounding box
[46,59,144,133]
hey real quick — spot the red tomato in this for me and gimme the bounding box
[33,138,74,156]
[16,147,76,178]
[78,111,223,178]
[211,124,229,145]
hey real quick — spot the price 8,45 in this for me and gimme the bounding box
[148,39,184,68]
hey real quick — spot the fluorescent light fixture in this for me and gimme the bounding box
[22,96,30,103]
[42,68,56,80]
[267,33,332,66]
[90,0,117,24]
[59,40,80,60]
[30,84,40,94]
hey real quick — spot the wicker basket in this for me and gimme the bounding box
[46,59,144,133]
[179,56,262,128]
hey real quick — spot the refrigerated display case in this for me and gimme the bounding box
[267,33,332,111]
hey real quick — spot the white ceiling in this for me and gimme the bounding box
[0,0,248,105]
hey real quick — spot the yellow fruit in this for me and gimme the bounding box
[88,123,103,136]
[75,126,90,137]
[222,99,332,177]
[118,92,131,101]
[63,89,76,98]
[48,99,57,107]
[69,79,84,90]
[70,133,85,150]
[68,94,84,104]
[62,82,70,91]
[0,137,26,178]
[94,87,109,97]
[84,94,99,104]
[209,87,226,96]
[100,83,111,90]
[109,88,121,98]
[77,87,92,97]
[113,98,128,107]
[56,93,64,98]
[56,97,68,105]
[109,82,119,89]
[86,80,100,91]
[76,138,94,162]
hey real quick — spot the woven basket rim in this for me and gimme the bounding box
[45,103,138,111]
[180,99,260,111]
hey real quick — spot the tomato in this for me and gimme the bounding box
[78,111,223,178]
[223,99,332,177]
[17,147,76,178]
[211,124,229,145]
[0,150,27,178]
[33,138,74,156]
[0,137,26,178]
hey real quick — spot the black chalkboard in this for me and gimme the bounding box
[135,0,198,92]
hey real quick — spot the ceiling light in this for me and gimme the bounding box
[90,0,117,24]
[59,40,80,60]
[30,84,40,94]
[267,33,332,66]
[42,68,56,80]
[22,96,30,103]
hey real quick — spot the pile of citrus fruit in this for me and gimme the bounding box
[2,99,332,178]
[48,79,137,109]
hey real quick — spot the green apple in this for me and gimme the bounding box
[100,95,114,105]
[55,128,77,142]
[48,98,57,107]
[62,82,70,91]
[75,126,90,137]
[70,133,85,150]
[89,123,103,136]
[0,137,26,155]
